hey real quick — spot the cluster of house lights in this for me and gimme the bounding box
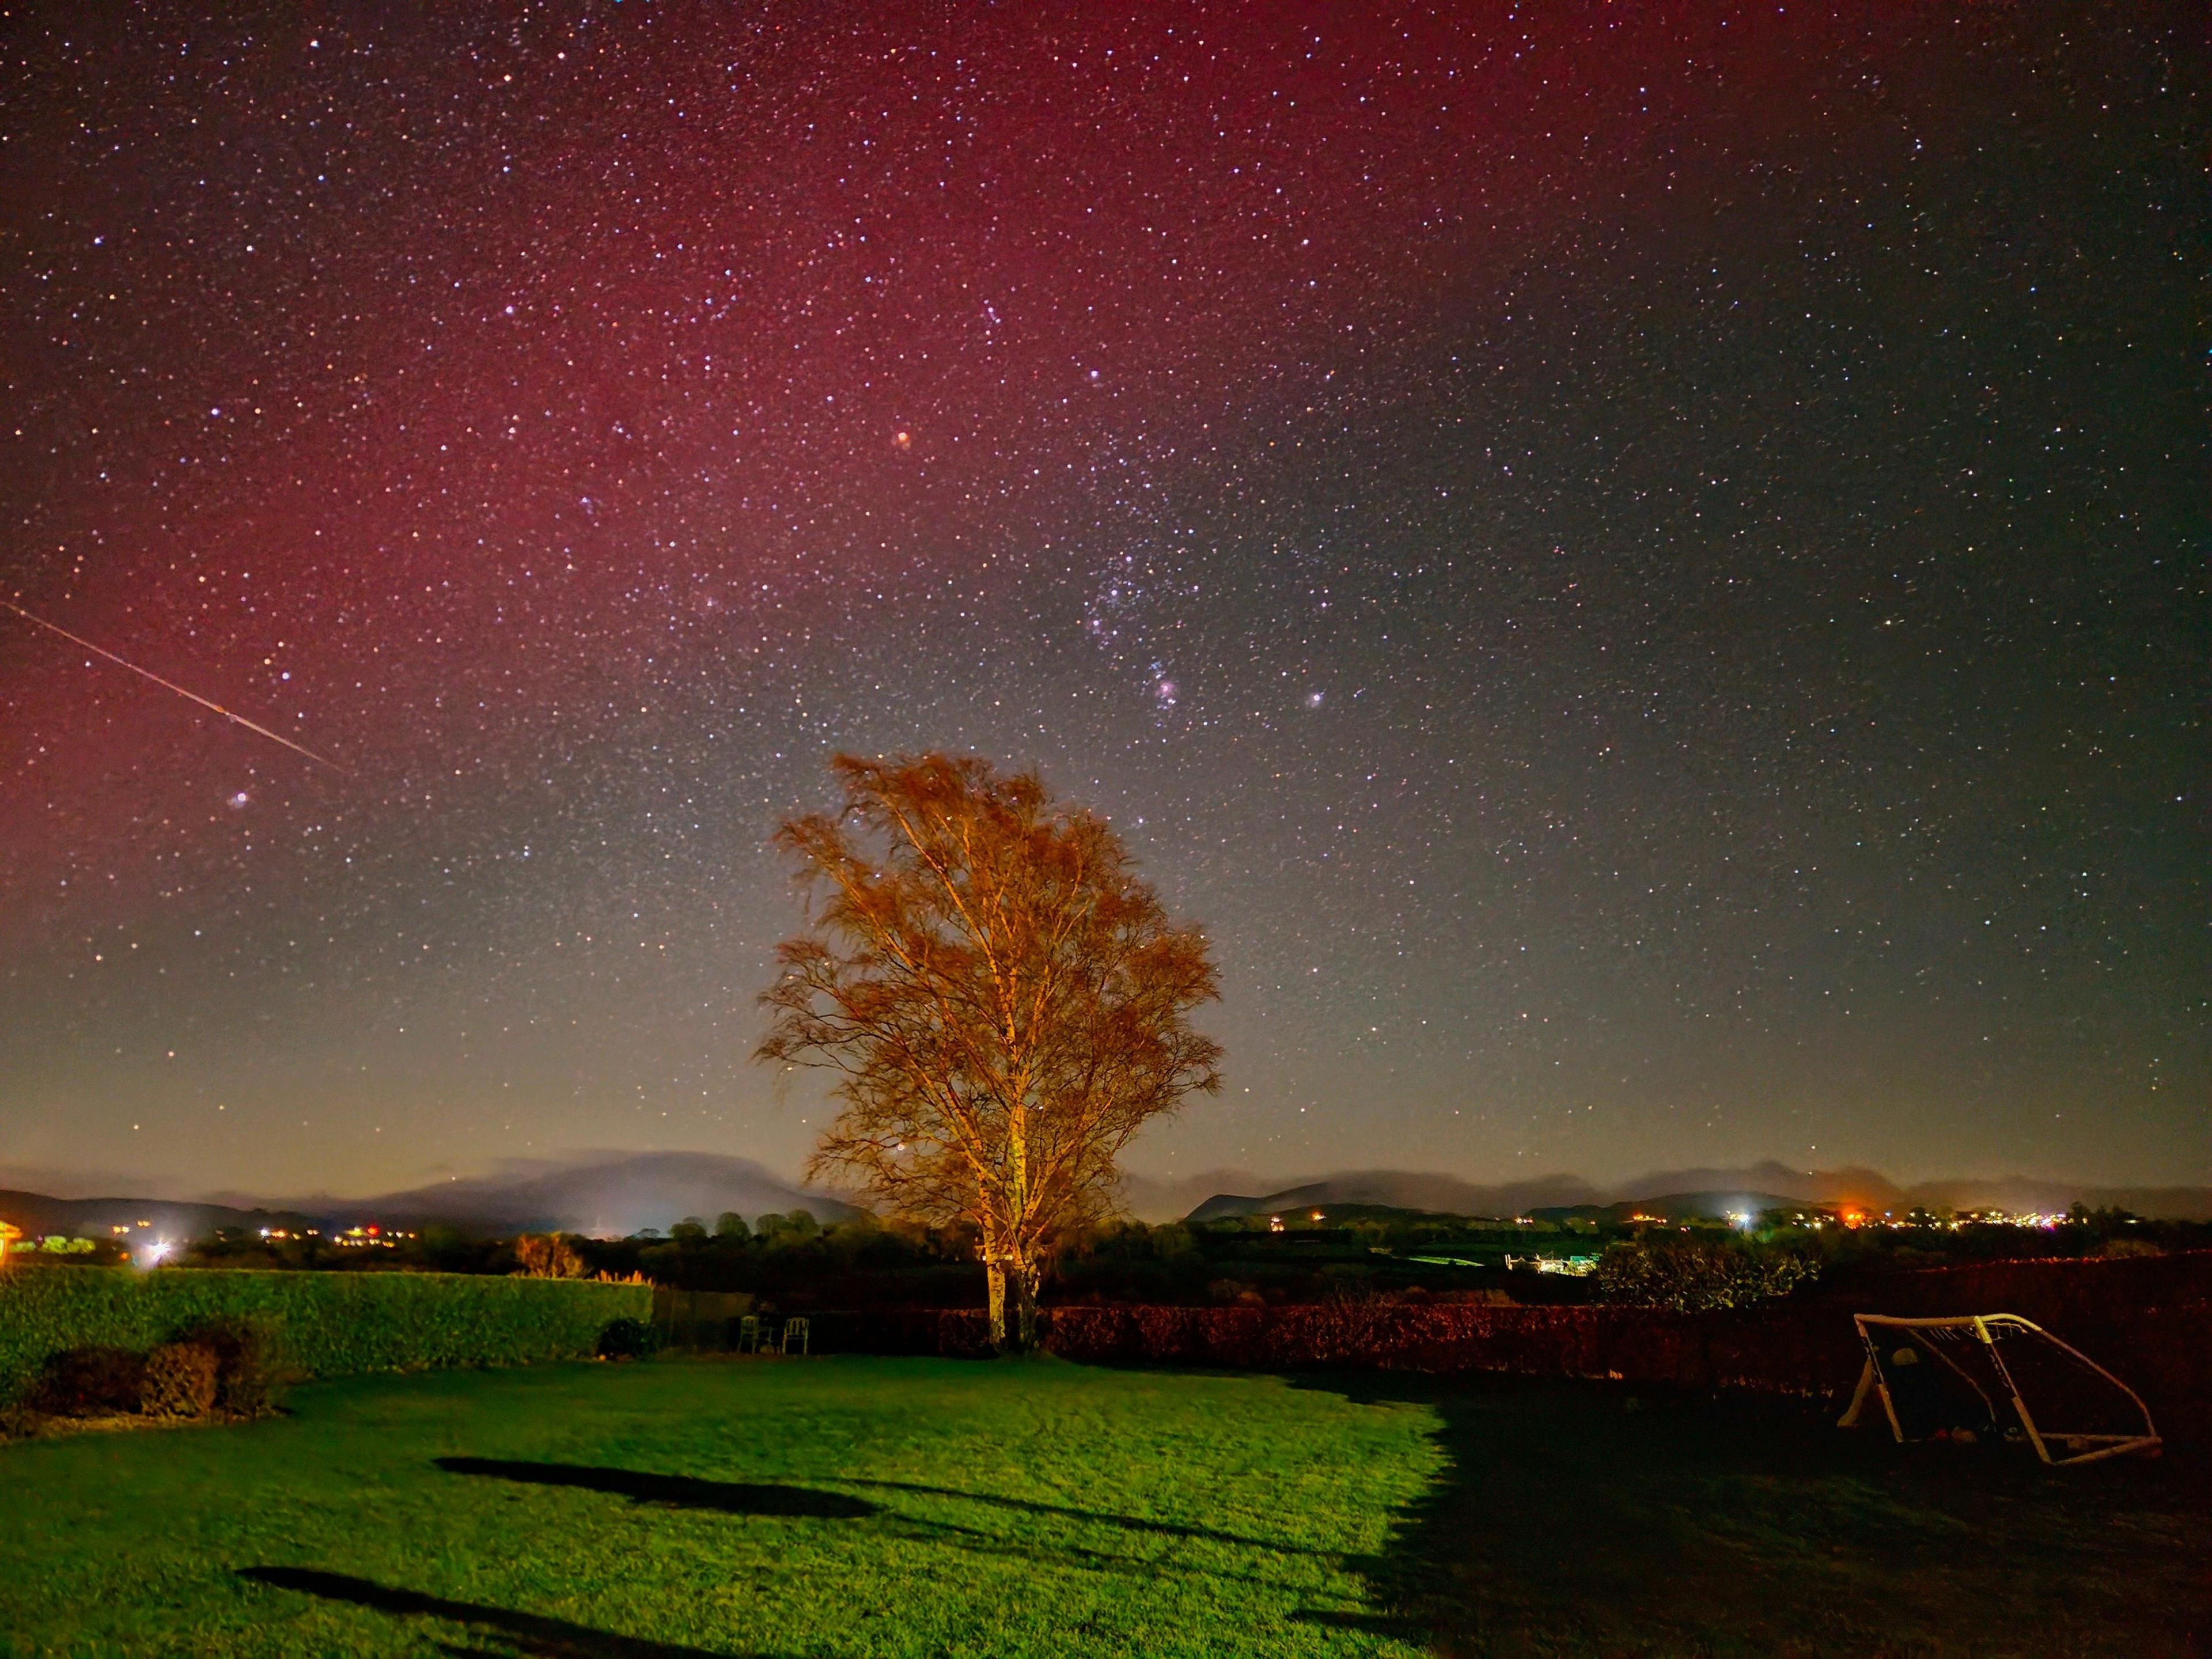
[331,1224,415,1248]
[1821,1209,2075,1231]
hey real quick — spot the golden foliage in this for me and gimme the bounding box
[757,753,1222,1347]
[513,1233,587,1279]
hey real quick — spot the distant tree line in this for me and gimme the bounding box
[18,1198,2198,1325]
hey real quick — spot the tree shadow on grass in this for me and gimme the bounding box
[1282,1372,2212,1659]
[238,1567,774,1659]
[868,1505,1334,1599]
[839,1476,1326,1555]
[435,1458,877,1517]
[435,1461,1321,1599]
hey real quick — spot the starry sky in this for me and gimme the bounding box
[1,2,2204,1201]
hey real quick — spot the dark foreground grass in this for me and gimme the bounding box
[0,1357,2202,1658]
[1342,1375,2209,1658]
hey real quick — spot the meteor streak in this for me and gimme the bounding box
[2,600,349,775]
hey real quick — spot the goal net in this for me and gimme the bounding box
[1839,1313,2160,1466]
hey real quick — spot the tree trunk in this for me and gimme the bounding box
[1012,1260,1042,1354]
[986,1259,1009,1351]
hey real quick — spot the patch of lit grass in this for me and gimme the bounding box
[0,1355,2201,1657]
[0,1355,1440,1658]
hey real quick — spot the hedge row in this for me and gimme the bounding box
[0,1268,652,1402]
[806,1300,1868,1385]
[1032,1300,1868,1395]
[1834,1249,2212,1331]
[812,1252,2212,1448]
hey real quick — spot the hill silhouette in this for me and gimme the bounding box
[0,1190,315,1245]
[1,1153,861,1240]
[283,1151,861,1236]
[9,1152,2203,1245]
[1155,1161,2212,1225]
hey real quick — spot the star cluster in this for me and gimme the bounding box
[1,3,2203,1196]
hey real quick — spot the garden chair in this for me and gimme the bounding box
[737,1315,760,1354]
[782,1317,810,1357]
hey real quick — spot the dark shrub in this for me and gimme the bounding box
[2101,1237,2164,1260]
[1592,1238,1819,1312]
[34,1345,147,1416]
[140,1341,219,1418]
[0,1270,655,1406]
[176,1316,284,1418]
[596,1316,662,1361]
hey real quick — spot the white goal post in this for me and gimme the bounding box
[1838,1312,2161,1467]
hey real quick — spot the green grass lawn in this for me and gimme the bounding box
[0,1355,2202,1658]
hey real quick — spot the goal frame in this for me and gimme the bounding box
[1838,1312,2161,1466]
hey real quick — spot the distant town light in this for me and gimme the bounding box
[333,1222,412,1248]
[1506,1252,1597,1277]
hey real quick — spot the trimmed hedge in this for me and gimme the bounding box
[1033,1300,1872,1394]
[0,1268,652,1403]
[812,1252,2212,1449]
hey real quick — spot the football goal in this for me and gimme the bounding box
[1839,1312,2160,1466]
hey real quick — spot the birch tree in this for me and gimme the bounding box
[757,753,1222,1350]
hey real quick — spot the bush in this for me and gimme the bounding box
[596,1316,662,1361]
[33,1346,147,1417]
[1592,1238,1820,1312]
[513,1234,588,1279]
[139,1342,219,1419]
[0,1270,654,1406]
[2101,1237,2164,1260]
[176,1316,283,1418]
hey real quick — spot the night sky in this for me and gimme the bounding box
[2,3,2203,1201]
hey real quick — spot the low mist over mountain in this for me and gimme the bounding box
[1145,1161,2212,1225]
[204,1152,858,1238]
[10,1152,2204,1244]
[327,1153,859,1237]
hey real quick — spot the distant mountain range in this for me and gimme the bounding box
[0,1191,317,1246]
[260,1152,861,1237]
[5,1152,2203,1245]
[1149,1160,2212,1224]
[1,1153,858,1241]
[1183,1185,1809,1226]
